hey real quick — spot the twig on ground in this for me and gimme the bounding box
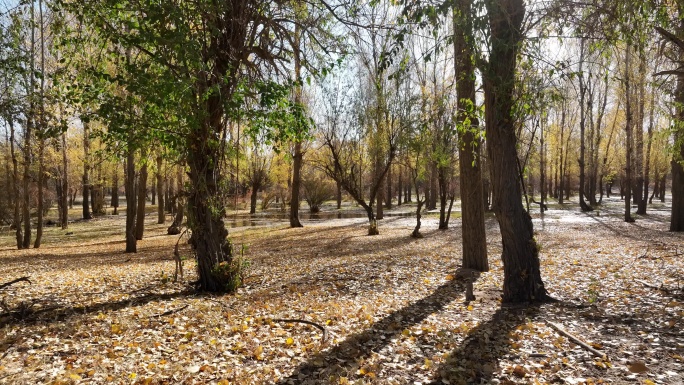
[151,304,189,318]
[546,321,606,359]
[0,277,31,291]
[272,318,328,343]
[636,279,674,294]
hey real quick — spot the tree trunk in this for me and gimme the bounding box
[111,164,119,215]
[151,179,156,205]
[290,141,303,227]
[643,82,655,213]
[397,166,403,205]
[428,165,437,210]
[9,119,23,249]
[156,156,164,223]
[578,38,592,212]
[82,122,92,220]
[61,132,69,227]
[336,180,342,209]
[484,0,549,303]
[386,164,392,209]
[454,0,487,270]
[135,154,148,240]
[167,166,184,235]
[635,49,646,214]
[376,177,384,220]
[624,44,635,223]
[125,147,137,253]
[34,138,45,248]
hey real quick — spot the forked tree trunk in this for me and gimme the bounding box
[454,0,487,271]
[484,0,549,303]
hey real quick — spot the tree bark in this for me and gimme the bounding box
[125,148,137,253]
[484,0,549,302]
[9,119,23,249]
[111,163,119,215]
[672,14,684,230]
[34,138,45,248]
[82,121,92,220]
[635,49,646,214]
[455,0,488,271]
[61,132,69,227]
[578,37,592,212]
[290,141,303,227]
[135,153,148,240]
[624,44,635,223]
[336,180,342,209]
[156,155,164,224]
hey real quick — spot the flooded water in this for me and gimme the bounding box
[225,210,415,228]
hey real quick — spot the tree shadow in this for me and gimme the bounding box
[428,305,540,384]
[276,275,470,384]
[0,286,195,328]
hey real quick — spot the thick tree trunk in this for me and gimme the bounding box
[484,0,549,303]
[156,156,164,223]
[454,0,487,270]
[135,155,148,240]
[125,148,137,253]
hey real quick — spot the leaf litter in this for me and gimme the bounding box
[0,199,682,384]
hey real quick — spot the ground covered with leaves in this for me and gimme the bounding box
[1,198,683,384]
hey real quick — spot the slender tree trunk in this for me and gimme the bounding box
[125,147,137,253]
[397,166,403,205]
[9,119,23,249]
[61,132,69,227]
[156,155,165,224]
[250,183,259,214]
[34,138,45,248]
[484,0,549,302]
[82,121,92,220]
[376,177,384,219]
[428,165,437,210]
[386,164,392,209]
[635,49,646,214]
[167,166,184,235]
[336,180,342,209]
[111,164,119,215]
[290,141,303,227]
[558,107,566,204]
[624,44,635,223]
[135,153,148,240]
[151,180,156,205]
[578,38,592,211]
[455,0,488,271]
[643,84,655,213]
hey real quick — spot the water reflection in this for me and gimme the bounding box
[226,210,415,228]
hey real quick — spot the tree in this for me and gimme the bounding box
[483,0,550,302]
[454,0,487,271]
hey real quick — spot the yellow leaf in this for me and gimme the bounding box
[217,380,230,385]
[128,373,137,380]
[69,374,82,380]
[467,305,474,311]
[643,380,656,385]
[111,324,122,334]
[446,274,454,281]
[402,329,411,337]
[286,337,294,346]
[253,345,264,360]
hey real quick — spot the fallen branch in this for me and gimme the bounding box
[546,321,606,359]
[272,318,328,343]
[0,277,31,291]
[151,304,189,318]
[635,279,674,294]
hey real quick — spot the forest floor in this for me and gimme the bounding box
[0,197,683,385]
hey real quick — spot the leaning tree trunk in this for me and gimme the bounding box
[484,0,549,303]
[455,0,488,271]
[135,153,148,240]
